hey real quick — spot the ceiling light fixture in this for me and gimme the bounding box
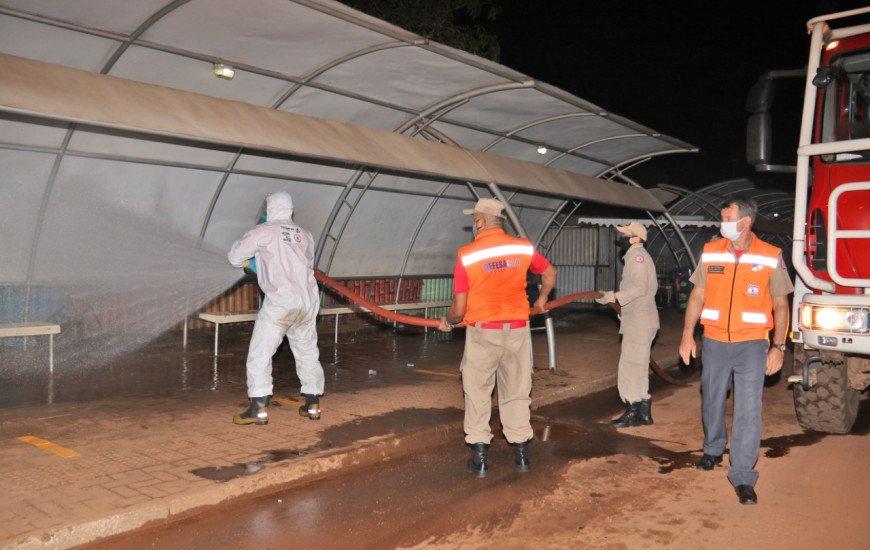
[536,145,547,155]
[213,63,235,80]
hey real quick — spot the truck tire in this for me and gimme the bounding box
[792,346,860,434]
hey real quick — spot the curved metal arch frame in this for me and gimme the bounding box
[658,184,723,220]
[198,40,417,240]
[477,112,620,171]
[311,78,550,281]
[614,174,696,269]
[391,182,455,302]
[7,0,698,312]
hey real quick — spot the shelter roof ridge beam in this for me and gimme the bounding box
[0,53,664,212]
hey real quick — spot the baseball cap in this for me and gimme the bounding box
[462,198,506,218]
[615,221,648,241]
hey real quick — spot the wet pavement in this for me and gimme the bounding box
[0,306,688,549]
[77,371,870,550]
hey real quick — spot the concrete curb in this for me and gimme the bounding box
[12,422,462,550]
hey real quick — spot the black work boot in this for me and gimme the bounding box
[512,439,532,473]
[466,443,489,478]
[298,394,321,420]
[609,400,640,428]
[637,398,654,425]
[233,396,271,425]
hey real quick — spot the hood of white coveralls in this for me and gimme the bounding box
[266,191,294,221]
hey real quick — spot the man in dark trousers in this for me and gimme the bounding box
[679,196,793,505]
[438,198,556,477]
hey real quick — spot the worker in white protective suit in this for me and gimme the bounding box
[227,192,325,425]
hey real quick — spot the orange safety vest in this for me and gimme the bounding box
[699,236,782,342]
[458,228,535,324]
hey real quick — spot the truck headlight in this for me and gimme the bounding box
[800,304,870,333]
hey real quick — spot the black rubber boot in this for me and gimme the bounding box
[609,400,640,428]
[233,396,271,425]
[637,398,654,425]
[298,394,321,420]
[512,439,532,473]
[466,443,489,478]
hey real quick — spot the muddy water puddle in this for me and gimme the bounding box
[0,323,464,407]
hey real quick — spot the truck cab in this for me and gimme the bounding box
[749,8,870,433]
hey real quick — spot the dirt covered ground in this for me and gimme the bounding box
[404,374,870,550]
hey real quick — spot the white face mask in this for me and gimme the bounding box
[720,217,746,241]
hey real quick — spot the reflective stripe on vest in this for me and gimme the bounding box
[740,253,779,269]
[701,252,735,263]
[701,309,720,321]
[461,244,534,267]
[700,251,779,270]
[742,312,768,324]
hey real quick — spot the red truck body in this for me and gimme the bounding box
[788,8,870,433]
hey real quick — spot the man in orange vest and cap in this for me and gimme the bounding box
[679,196,793,505]
[438,198,556,478]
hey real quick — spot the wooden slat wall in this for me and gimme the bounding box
[184,281,260,330]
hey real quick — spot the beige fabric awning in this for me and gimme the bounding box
[0,53,665,213]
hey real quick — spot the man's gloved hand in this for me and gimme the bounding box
[243,258,257,275]
[595,290,615,305]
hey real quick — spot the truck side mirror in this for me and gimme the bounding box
[747,111,772,166]
[746,77,774,168]
[746,78,775,112]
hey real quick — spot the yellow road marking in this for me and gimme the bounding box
[272,397,303,406]
[412,368,460,378]
[17,436,80,458]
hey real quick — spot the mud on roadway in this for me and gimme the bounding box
[83,362,870,550]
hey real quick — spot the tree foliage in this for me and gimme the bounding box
[341,0,502,61]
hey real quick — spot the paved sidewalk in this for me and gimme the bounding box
[0,307,685,549]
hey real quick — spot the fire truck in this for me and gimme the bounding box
[748,8,870,433]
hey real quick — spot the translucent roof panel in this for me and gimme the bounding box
[0,0,695,291]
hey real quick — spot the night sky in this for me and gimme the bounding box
[489,0,869,189]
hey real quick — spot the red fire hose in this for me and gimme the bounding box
[313,271,685,385]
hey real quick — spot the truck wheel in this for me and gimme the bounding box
[792,347,860,434]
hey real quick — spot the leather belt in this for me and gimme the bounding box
[471,320,528,330]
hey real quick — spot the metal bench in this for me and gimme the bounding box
[185,301,451,355]
[184,310,258,355]
[0,322,61,371]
